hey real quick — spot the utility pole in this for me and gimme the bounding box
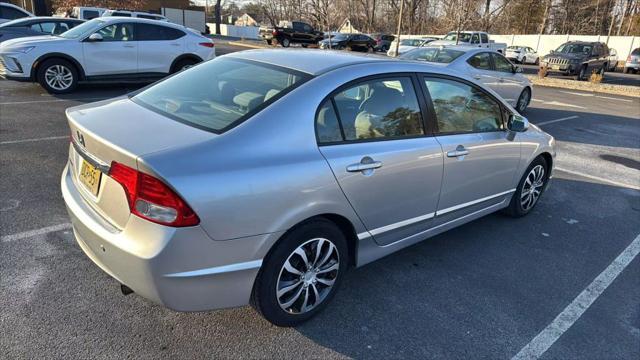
[394,0,405,57]
[606,13,616,45]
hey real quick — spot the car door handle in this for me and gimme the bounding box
[473,75,482,80]
[346,160,382,172]
[170,43,180,46]
[123,44,135,48]
[447,146,469,158]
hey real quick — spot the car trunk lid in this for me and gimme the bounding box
[67,96,214,229]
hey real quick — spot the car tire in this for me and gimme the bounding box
[172,58,199,73]
[367,45,374,53]
[599,64,606,75]
[266,39,272,45]
[346,45,353,51]
[37,58,78,94]
[534,57,539,65]
[281,38,290,47]
[575,65,587,81]
[301,44,308,48]
[516,88,531,113]
[250,218,348,327]
[503,156,549,218]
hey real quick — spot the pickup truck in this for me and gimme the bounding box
[429,31,506,54]
[259,21,324,47]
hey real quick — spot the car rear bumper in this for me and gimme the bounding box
[61,163,269,311]
[624,62,639,70]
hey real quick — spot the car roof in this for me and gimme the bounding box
[95,16,182,29]
[226,48,460,76]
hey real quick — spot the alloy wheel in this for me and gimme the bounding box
[520,164,545,211]
[517,90,530,112]
[276,237,339,314]
[44,65,73,91]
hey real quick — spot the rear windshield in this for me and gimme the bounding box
[632,48,640,55]
[401,47,465,63]
[132,58,310,133]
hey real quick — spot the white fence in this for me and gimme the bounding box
[398,33,639,60]
[162,8,206,33]
[208,24,260,39]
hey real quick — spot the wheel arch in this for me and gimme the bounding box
[170,53,203,73]
[31,53,85,81]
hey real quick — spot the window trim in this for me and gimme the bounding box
[419,73,509,136]
[134,23,186,41]
[315,72,430,146]
[491,52,515,74]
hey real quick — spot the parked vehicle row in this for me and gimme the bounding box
[61,49,555,327]
[0,17,215,93]
[386,37,437,57]
[260,21,323,47]
[430,31,507,54]
[505,46,539,65]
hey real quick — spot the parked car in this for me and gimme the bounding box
[0,17,84,43]
[319,33,376,52]
[369,33,395,52]
[259,21,323,47]
[0,3,33,24]
[401,46,532,113]
[540,41,610,80]
[63,6,107,20]
[505,46,539,64]
[607,48,618,71]
[0,17,215,93]
[624,48,639,74]
[61,49,555,327]
[387,37,436,57]
[101,9,169,22]
[430,31,506,54]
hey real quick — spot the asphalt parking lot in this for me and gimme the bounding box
[1,46,639,359]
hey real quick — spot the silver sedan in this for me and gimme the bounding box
[401,46,533,113]
[61,49,555,326]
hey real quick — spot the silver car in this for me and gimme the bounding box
[401,46,533,113]
[61,49,556,326]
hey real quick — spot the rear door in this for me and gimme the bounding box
[421,76,521,224]
[317,75,443,246]
[82,22,138,76]
[136,23,185,74]
[466,52,501,91]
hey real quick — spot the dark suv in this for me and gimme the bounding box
[370,33,395,52]
[318,33,376,52]
[541,41,610,80]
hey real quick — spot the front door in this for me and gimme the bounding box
[317,75,443,246]
[466,52,501,92]
[422,76,521,224]
[82,22,137,76]
[491,52,525,105]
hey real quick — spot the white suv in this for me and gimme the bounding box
[0,17,215,93]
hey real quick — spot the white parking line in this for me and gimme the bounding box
[536,115,579,126]
[595,95,634,102]
[0,97,106,106]
[1,223,71,243]
[512,233,640,360]
[0,135,68,145]
[555,167,640,190]
[558,90,634,102]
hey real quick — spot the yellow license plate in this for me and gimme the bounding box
[79,159,102,196]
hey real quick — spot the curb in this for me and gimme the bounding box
[524,75,640,98]
[227,41,269,49]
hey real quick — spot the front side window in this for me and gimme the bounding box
[330,77,424,141]
[83,10,100,19]
[59,18,105,39]
[424,78,503,134]
[133,58,310,133]
[471,34,480,44]
[492,53,514,73]
[467,52,492,70]
[96,23,134,41]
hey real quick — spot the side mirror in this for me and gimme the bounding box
[87,33,103,42]
[514,65,522,73]
[508,114,529,132]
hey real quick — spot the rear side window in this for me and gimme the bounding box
[317,77,424,142]
[492,53,514,73]
[480,33,488,43]
[136,23,185,40]
[424,78,503,134]
[467,52,492,70]
[1,6,29,20]
[133,58,310,134]
[401,47,465,63]
[83,10,100,19]
[111,12,131,17]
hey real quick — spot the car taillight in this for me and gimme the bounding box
[109,161,199,227]
[272,30,278,36]
[199,42,214,48]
